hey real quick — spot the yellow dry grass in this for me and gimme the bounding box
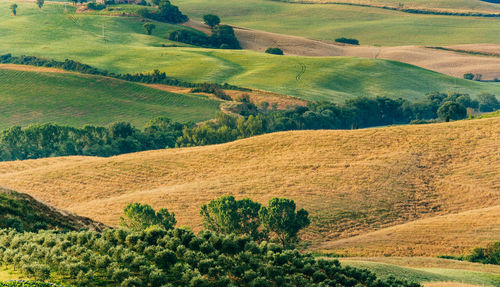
[0,118,497,256]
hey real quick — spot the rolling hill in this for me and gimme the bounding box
[274,0,500,14]
[0,187,105,231]
[0,117,497,257]
[0,65,220,128]
[1,2,499,102]
[176,0,500,46]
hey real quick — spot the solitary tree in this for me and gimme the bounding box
[10,3,18,16]
[120,202,176,231]
[200,195,264,240]
[37,0,44,9]
[437,101,467,122]
[203,14,220,28]
[259,197,310,247]
[143,22,156,35]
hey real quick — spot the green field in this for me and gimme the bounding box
[1,2,499,103]
[340,259,500,286]
[278,0,500,13]
[176,0,500,46]
[0,68,220,129]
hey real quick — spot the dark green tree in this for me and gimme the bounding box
[10,3,17,16]
[143,22,156,35]
[200,195,264,240]
[265,47,284,55]
[259,197,310,247]
[120,202,176,231]
[36,0,44,9]
[203,14,220,28]
[477,93,500,112]
[437,101,467,122]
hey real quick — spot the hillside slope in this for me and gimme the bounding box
[1,3,499,102]
[0,117,497,255]
[0,187,105,231]
[0,65,220,128]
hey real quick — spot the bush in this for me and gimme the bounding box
[169,29,210,47]
[335,37,359,45]
[265,47,284,55]
[463,73,474,80]
[437,101,467,122]
[87,2,106,10]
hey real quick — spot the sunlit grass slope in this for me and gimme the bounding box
[281,0,500,14]
[0,67,220,128]
[1,2,499,102]
[339,258,500,287]
[176,0,500,46]
[0,117,497,256]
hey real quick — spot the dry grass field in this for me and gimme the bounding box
[0,117,497,256]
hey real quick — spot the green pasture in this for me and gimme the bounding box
[0,68,220,129]
[176,0,500,46]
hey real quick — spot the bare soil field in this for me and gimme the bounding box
[184,21,500,80]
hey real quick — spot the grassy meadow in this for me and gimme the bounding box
[339,258,500,286]
[0,67,220,128]
[0,2,499,103]
[176,0,500,46]
[281,0,500,13]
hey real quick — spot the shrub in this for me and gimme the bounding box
[463,73,474,80]
[437,101,467,122]
[265,47,284,55]
[203,14,220,28]
[335,37,359,45]
[87,2,106,10]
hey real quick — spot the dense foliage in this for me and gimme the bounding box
[169,25,240,49]
[120,203,176,232]
[0,224,420,286]
[0,118,184,161]
[203,14,220,28]
[137,0,188,24]
[334,37,359,45]
[201,196,309,246]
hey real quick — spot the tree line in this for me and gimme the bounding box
[0,196,421,286]
[168,14,241,49]
[0,91,498,161]
[0,54,247,92]
[440,241,500,265]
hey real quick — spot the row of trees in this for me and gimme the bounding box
[440,241,500,265]
[168,14,241,49]
[0,91,497,161]
[0,197,421,286]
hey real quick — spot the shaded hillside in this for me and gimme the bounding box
[0,117,497,255]
[0,187,106,232]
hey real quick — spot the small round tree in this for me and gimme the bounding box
[437,101,467,122]
[10,3,18,16]
[265,47,284,55]
[203,14,220,28]
[143,22,156,35]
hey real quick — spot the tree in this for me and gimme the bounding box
[203,14,220,28]
[477,93,500,112]
[259,198,310,247]
[265,47,284,55]
[463,73,474,80]
[437,101,467,122]
[200,195,264,240]
[120,203,176,231]
[143,22,156,35]
[36,0,44,9]
[10,3,17,16]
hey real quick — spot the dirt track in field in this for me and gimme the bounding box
[184,20,500,80]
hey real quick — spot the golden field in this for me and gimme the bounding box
[0,117,498,256]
